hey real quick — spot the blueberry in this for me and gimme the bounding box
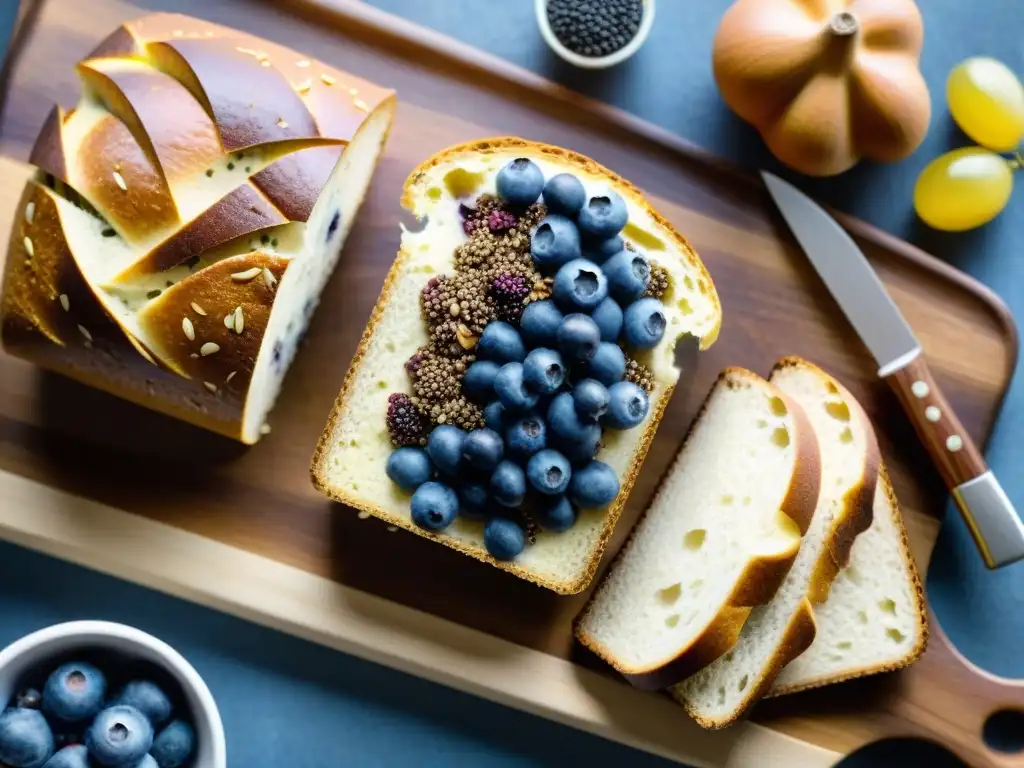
[530,215,581,271]
[42,662,106,724]
[585,341,626,385]
[462,361,501,401]
[539,171,584,213]
[14,689,42,710]
[505,413,547,460]
[42,744,89,768]
[386,447,434,491]
[496,158,544,207]
[150,720,195,768]
[410,482,459,531]
[458,483,490,520]
[519,300,563,347]
[591,297,623,342]
[604,381,650,429]
[111,681,172,731]
[426,425,466,476]
[623,297,667,350]
[574,379,610,422]
[462,428,504,472]
[568,461,620,509]
[552,259,608,312]
[132,757,158,768]
[484,517,527,560]
[583,235,624,264]
[483,401,508,432]
[526,449,572,495]
[556,314,601,363]
[603,250,650,303]
[0,709,53,768]
[477,321,526,364]
[535,496,578,533]
[326,209,341,241]
[85,706,152,768]
[577,192,628,240]
[547,392,602,460]
[522,348,566,395]
[489,460,526,507]
[493,363,539,411]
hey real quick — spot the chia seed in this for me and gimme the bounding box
[547,0,643,58]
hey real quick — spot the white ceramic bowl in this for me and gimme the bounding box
[536,0,656,69]
[0,621,226,768]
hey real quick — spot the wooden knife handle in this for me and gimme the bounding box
[885,356,1024,568]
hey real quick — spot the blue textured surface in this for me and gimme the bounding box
[0,1,1021,766]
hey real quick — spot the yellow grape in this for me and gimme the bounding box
[914,147,1014,231]
[947,57,1024,151]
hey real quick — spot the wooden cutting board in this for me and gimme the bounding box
[1,0,1021,765]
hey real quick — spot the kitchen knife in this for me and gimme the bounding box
[762,171,1024,569]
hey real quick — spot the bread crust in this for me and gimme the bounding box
[768,465,929,696]
[574,368,823,687]
[1,13,396,443]
[311,137,722,593]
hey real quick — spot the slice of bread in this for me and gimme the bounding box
[670,357,879,728]
[575,368,821,689]
[311,138,722,594]
[769,464,928,695]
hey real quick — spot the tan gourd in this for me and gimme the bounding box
[713,0,931,177]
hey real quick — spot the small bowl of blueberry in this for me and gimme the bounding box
[536,0,656,69]
[0,621,225,768]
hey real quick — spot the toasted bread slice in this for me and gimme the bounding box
[671,357,879,728]
[770,464,928,695]
[575,368,821,689]
[311,138,722,594]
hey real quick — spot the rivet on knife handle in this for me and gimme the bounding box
[884,355,1024,568]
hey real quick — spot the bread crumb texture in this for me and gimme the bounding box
[312,138,721,592]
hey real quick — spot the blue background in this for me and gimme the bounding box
[1,1,1022,765]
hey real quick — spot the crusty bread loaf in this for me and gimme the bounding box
[311,138,722,593]
[575,368,822,687]
[671,357,879,728]
[1,13,396,443]
[770,464,928,695]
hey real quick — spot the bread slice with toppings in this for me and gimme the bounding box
[669,357,879,728]
[1,13,396,443]
[311,138,721,593]
[575,368,821,687]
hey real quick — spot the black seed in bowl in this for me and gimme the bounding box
[547,0,644,59]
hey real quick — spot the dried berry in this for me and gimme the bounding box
[488,209,518,233]
[644,263,670,299]
[410,350,465,403]
[405,348,428,376]
[490,272,530,322]
[624,357,655,393]
[547,0,643,59]
[387,393,429,446]
[427,395,484,431]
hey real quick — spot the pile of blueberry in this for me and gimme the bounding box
[386,157,666,561]
[0,660,195,768]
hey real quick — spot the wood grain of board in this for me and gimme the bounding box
[0,0,1021,765]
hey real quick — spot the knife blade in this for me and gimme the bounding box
[762,171,1024,569]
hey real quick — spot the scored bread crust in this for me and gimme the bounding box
[574,367,823,688]
[768,464,929,696]
[672,357,881,729]
[310,137,722,594]
[2,13,396,443]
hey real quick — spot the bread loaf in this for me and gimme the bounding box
[1,13,396,443]
[575,368,822,686]
[312,138,721,593]
[670,357,879,727]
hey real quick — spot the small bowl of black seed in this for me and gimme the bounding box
[536,0,655,69]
